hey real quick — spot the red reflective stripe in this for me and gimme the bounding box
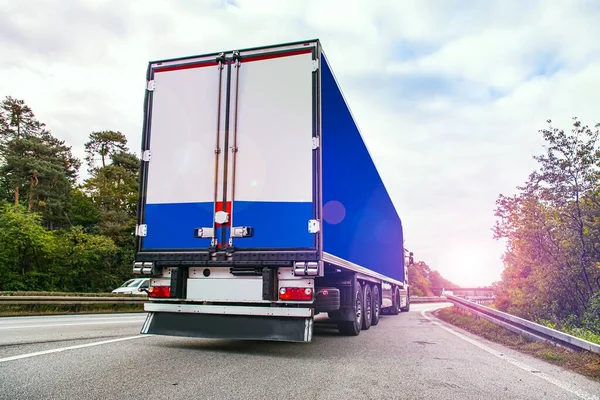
[242,48,312,63]
[154,60,218,73]
[153,48,312,73]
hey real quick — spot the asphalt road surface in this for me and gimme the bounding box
[1,304,599,400]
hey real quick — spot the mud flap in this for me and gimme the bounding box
[141,312,313,343]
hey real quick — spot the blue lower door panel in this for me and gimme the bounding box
[232,201,314,249]
[142,201,315,250]
[142,202,214,250]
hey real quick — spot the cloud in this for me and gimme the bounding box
[1,0,130,65]
[1,0,599,286]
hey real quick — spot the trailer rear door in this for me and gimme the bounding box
[137,43,319,253]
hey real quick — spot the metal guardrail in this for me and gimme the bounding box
[411,296,451,303]
[0,295,147,305]
[446,294,600,355]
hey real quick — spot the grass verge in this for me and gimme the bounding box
[0,303,145,316]
[435,306,600,382]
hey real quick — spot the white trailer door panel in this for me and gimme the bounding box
[141,60,225,250]
[226,50,316,249]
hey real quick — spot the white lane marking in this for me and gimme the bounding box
[422,307,600,400]
[0,320,145,330]
[0,335,150,364]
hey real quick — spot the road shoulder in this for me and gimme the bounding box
[423,305,600,399]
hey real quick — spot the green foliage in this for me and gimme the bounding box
[0,96,139,293]
[69,188,101,231]
[407,261,457,296]
[494,117,600,334]
[84,130,128,172]
[0,202,55,290]
[583,293,600,334]
[51,227,120,292]
[538,317,600,345]
[0,97,80,229]
[82,138,139,280]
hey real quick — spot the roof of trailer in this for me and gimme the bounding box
[148,38,320,65]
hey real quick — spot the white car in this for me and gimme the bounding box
[112,278,150,295]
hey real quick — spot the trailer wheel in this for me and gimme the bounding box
[371,285,381,326]
[362,284,372,330]
[337,284,363,336]
[390,287,400,315]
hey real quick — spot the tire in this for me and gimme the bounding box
[362,284,372,330]
[371,285,381,326]
[400,290,410,312]
[338,283,363,336]
[390,287,400,315]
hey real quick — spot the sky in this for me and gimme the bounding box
[1,0,600,287]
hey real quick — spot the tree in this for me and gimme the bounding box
[82,131,140,272]
[493,194,584,320]
[84,130,128,172]
[1,131,81,229]
[0,97,81,228]
[532,118,600,296]
[406,260,457,297]
[0,96,46,205]
[494,117,600,325]
[0,94,143,293]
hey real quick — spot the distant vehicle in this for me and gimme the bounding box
[132,39,410,343]
[111,278,149,295]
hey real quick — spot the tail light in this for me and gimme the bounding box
[279,287,313,301]
[148,285,171,298]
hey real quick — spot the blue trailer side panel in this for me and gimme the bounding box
[320,54,405,282]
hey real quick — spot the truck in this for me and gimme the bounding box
[132,39,411,343]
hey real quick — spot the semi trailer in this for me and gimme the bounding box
[132,39,410,342]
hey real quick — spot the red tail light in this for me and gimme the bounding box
[148,285,171,298]
[279,287,313,301]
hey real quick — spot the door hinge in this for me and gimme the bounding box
[136,224,147,237]
[311,137,320,150]
[194,227,214,239]
[311,60,319,72]
[146,80,156,91]
[142,150,152,162]
[308,219,321,233]
[231,226,254,238]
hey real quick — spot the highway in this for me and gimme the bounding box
[1,304,598,400]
